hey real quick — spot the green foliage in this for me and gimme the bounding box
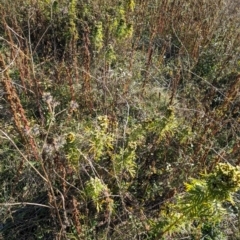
[64,132,80,168]
[105,44,116,64]
[151,163,240,238]
[146,106,179,143]
[93,21,104,51]
[125,0,135,12]
[68,0,78,38]
[85,177,112,213]
[201,223,227,240]
[194,53,217,77]
[206,163,240,202]
[87,115,114,161]
[0,0,240,239]
[111,141,137,179]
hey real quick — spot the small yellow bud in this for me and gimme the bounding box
[66,132,75,143]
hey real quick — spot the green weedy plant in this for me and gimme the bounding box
[151,163,240,238]
[108,1,134,41]
[125,0,135,12]
[148,106,179,143]
[206,163,240,202]
[105,44,117,65]
[85,177,113,213]
[87,115,114,162]
[111,141,137,179]
[64,116,115,168]
[1,0,240,239]
[64,132,80,169]
[68,0,78,38]
[93,21,104,51]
